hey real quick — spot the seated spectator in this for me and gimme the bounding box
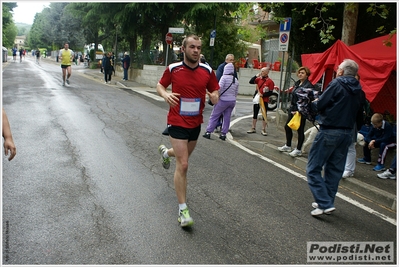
[357,113,396,171]
[377,155,396,180]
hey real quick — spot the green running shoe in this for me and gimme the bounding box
[158,144,170,169]
[178,208,194,227]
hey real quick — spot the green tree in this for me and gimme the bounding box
[66,3,110,53]
[2,2,18,48]
[182,3,245,68]
[259,3,396,64]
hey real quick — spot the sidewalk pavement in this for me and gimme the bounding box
[58,61,397,212]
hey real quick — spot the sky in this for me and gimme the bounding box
[12,1,51,25]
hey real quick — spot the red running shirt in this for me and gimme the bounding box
[255,76,275,102]
[159,62,219,128]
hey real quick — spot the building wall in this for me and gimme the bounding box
[14,35,26,49]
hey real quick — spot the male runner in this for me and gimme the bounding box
[59,42,74,86]
[156,34,220,227]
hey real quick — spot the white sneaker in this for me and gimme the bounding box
[311,207,336,216]
[278,145,291,152]
[377,169,396,180]
[342,171,354,178]
[289,149,302,157]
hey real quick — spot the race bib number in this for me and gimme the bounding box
[180,98,200,116]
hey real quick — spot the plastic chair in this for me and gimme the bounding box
[240,58,246,68]
[273,61,281,71]
[252,59,260,69]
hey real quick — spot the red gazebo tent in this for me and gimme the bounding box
[301,34,396,119]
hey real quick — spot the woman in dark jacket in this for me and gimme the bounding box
[102,52,112,84]
[278,66,314,157]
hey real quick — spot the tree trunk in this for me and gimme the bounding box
[341,3,359,46]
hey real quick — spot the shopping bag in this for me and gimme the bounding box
[252,93,260,104]
[287,111,301,131]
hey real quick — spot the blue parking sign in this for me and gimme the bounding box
[279,17,291,32]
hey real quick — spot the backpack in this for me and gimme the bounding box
[296,87,319,126]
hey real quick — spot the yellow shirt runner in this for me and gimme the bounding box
[59,49,73,66]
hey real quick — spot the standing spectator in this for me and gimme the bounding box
[214,54,238,130]
[102,52,112,84]
[121,52,130,81]
[247,67,275,136]
[203,62,239,141]
[19,47,24,62]
[357,113,396,171]
[2,108,16,161]
[156,34,219,227]
[35,48,41,64]
[172,51,178,63]
[153,46,160,64]
[59,42,74,86]
[216,54,237,81]
[244,53,249,68]
[342,74,364,178]
[110,51,116,76]
[85,53,90,67]
[278,66,314,157]
[74,52,79,65]
[12,46,17,62]
[200,54,209,66]
[178,48,184,61]
[307,59,365,216]
[100,53,106,73]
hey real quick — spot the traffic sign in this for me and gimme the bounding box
[210,30,216,47]
[279,17,291,32]
[165,32,173,45]
[279,17,291,51]
[278,32,290,51]
[169,27,184,34]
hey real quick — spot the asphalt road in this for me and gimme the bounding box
[2,56,396,265]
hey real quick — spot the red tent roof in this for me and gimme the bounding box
[301,34,396,118]
[350,34,396,60]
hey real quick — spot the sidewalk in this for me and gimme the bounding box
[77,63,397,212]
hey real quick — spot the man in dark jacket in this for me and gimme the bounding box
[358,112,396,171]
[121,52,130,81]
[216,54,238,82]
[307,59,366,217]
[102,52,112,84]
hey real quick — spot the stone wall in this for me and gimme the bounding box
[121,64,296,93]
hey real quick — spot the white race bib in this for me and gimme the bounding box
[180,98,201,116]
